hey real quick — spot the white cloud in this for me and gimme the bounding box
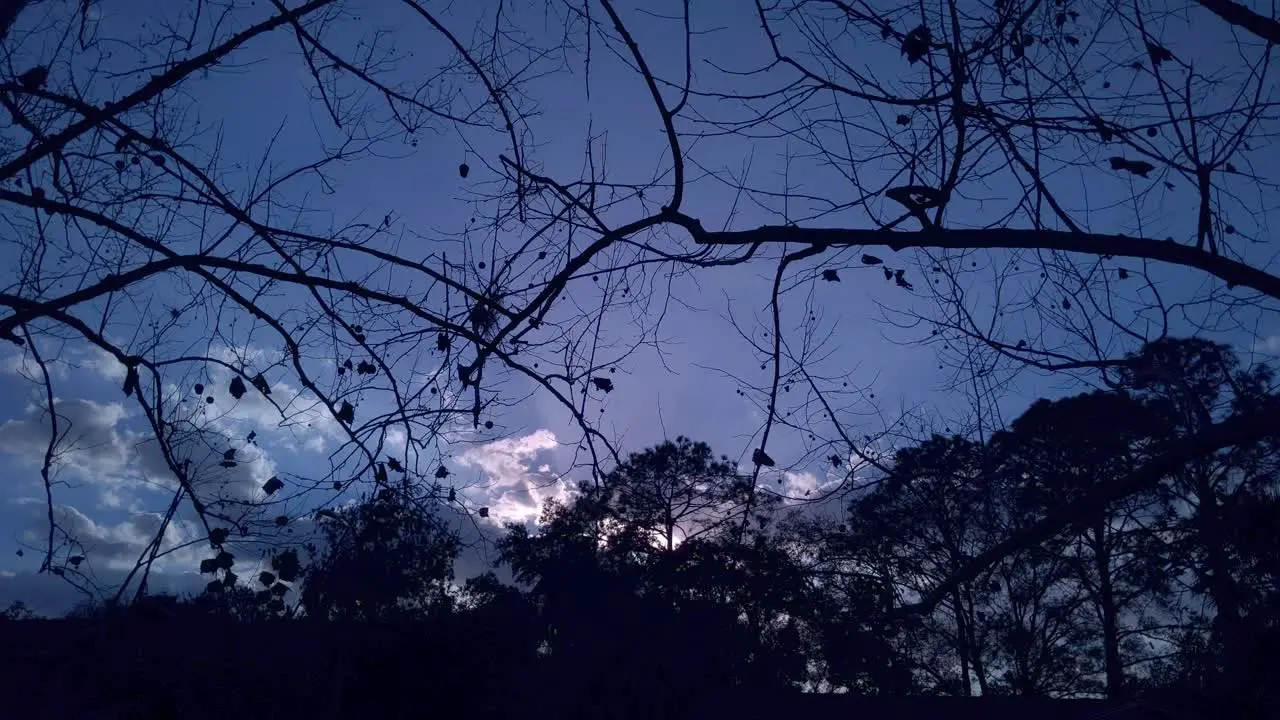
[0,395,280,510]
[82,347,128,381]
[191,355,346,454]
[781,470,825,499]
[1255,335,1280,355]
[0,398,133,478]
[457,429,572,526]
[20,504,198,572]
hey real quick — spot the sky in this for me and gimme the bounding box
[1,0,1277,616]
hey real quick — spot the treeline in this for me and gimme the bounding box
[16,338,1277,714]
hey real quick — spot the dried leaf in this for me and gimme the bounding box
[901,25,931,64]
[251,373,271,396]
[337,401,354,424]
[752,448,776,467]
[1108,157,1155,178]
[1146,42,1174,66]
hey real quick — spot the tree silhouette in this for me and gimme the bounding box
[301,489,460,622]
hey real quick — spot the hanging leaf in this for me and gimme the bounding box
[1091,117,1114,143]
[459,162,470,178]
[1118,268,1130,280]
[374,463,388,485]
[272,549,301,582]
[883,267,894,282]
[258,571,276,587]
[229,376,246,400]
[1062,297,1072,310]
[263,476,284,495]
[478,507,489,518]
[829,455,842,468]
[270,582,290,597]
[448,488,456,503]
[435,465,450,479]
[1016,340,1027,348]
[895,114,910,126]
[274,515,289,527]
[821,269,840,282]
[213,550,235,571]
[861,254,883,265]
[436,334,450,352]
[210,528,229,547]
[387,458,404,473]
[200,558,217,574]
[1146,42,1174,66]
[901,25,931,64]
[752,448,776,467]
[251,373,271,396]
[223,449,236,462]
[68,555,83,567]
[1107,157,1155,178]
[337,401,355,424]
[17,66,48,91]
[894,269,913,289]
[194,383,204,394]
[122,365,139,397]
[591,377,614,393]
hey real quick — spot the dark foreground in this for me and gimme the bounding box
[0,618,1228,719]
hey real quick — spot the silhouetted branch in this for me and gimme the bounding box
[896,401,1280,618]
[694,226,1280,302]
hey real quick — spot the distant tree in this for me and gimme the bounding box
[1118,339,1280,710]
[301,489,460,622]
[1,600,34,621]
[992,391,1172,698]
[497,438,813,702]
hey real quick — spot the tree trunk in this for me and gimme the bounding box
[952,587,973,696]
[1092,521,1125,697]
[964,585,990,695]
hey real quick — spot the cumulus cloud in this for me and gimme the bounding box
[457,429,572,526]
[0,394,281,514]
[19,504,199,573]
[1255,335,1280,355]
[189,355,347,455]
[780,470,842,501]
[0,398,133,479]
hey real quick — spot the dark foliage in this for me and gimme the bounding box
[5,340,1276,718]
